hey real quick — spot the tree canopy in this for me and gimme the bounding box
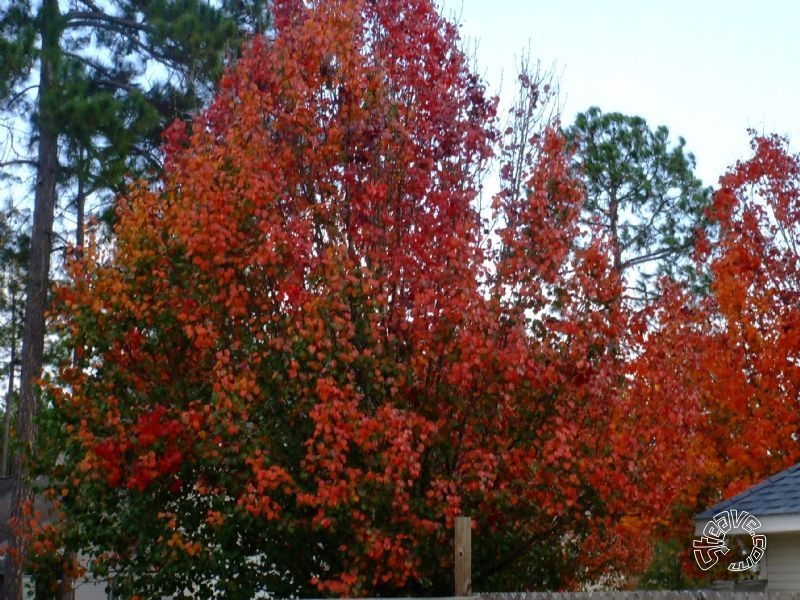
[9,0,800,595]
[566,107,711,301]
[28,0,674,594]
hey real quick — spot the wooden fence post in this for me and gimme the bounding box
[455,516,471,596]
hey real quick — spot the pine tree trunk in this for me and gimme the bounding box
[5,0,61,596]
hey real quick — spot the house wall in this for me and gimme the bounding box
[72,576,112,600]
[767,532,800,591]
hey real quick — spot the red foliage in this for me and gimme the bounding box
[612,134,800,573]
[43,0,649,589]
[704,133,800,487]
[39,0,800,591]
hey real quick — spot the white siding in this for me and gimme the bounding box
[72,576,111,600]
[767,532,800,591]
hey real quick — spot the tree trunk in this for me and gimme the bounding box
[5,0,61,596]
[2,290,17,477]
[57,165,86,600]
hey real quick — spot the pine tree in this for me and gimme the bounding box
[0,0,268,595]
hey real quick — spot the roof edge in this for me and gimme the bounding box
[694,513,800,535]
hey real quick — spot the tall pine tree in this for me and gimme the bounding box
[0,0,268,595]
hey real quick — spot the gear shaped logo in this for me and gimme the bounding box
[693,509,766,572]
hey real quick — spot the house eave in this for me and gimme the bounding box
[695,513,800,535]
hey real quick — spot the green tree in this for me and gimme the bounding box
[0,0,268,596]
[0,200,28,478]
[566,107,711,302]
[639,539,695,590]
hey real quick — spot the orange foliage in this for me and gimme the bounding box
[611,134,800,574]
[35,0,800,592]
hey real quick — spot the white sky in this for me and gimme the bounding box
[438,0,800,187]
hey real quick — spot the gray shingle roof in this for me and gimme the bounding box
[695,462,800,520]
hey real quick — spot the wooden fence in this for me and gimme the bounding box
[335,594,800,600]
[447,520,792,600]
[479,593,800,600]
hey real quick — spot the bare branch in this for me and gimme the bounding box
[2,85,39,111]
[64,10,148,33]
[0,159,37,169]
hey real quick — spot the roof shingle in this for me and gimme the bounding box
[695,462,800,520]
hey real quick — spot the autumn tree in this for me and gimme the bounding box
[22,0,752,591]
[490,75,672,585]
[491,109,712,583]
[40,0,500,595]
[607,133,800,586]
[701,133,800,489]
[498,109,674,585]
[665,134,800,506]
[29,0,679,594]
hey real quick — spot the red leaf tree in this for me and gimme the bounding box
[702,133,800,489]
[35,0,727,594]
[35,0,611,595]
[610,134,800,583]
[491,107,647,583]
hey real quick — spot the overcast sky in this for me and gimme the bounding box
[438,0,800,187]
